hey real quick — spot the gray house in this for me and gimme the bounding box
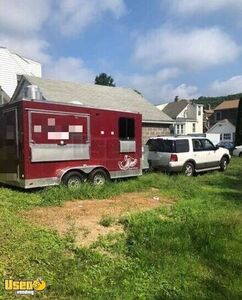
[12,75,173,144]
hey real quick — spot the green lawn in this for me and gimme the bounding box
[0,158,242,299]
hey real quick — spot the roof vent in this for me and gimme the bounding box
[70,100,83,105]
[24,85,43,101]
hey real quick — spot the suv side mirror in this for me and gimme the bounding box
[214,145,219,151]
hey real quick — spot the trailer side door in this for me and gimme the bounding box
[0,107,20,182]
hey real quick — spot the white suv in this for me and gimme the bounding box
[146,136,231,176]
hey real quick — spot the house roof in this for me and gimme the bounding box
[207,119,235,132]
[214,99,239,111]
[0,46,40,65]
[14,76,173,124]
[162,100,189,119]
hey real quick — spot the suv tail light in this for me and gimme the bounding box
[170,154,178,162]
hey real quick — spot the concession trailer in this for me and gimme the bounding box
[0,86,142,188]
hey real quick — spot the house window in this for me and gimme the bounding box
[192,123,196,133]
[176,125,180,134]
[223,133,231,141]
[215,111,221,121]
[119,118,135,140]
[176,124,184,134]
[198,106,202,116]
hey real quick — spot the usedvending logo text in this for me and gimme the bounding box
[4,278,46,295]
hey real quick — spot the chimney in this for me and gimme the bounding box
[174,96,179,102]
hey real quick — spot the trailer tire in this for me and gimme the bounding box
[89,169,109,185]
[62,171,86,188]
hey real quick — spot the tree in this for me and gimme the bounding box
[235,98,242,145]
[95,73,116,87]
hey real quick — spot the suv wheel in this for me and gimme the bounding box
[183,162,195,177]
[220,157,228,171]
[239,152,242,157]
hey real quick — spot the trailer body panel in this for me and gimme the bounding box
[0,99,142,188]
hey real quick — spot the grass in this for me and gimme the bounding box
[99,215,115,227]
[0,158,242,299]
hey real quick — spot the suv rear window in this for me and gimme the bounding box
[147,139,175,152]
[147,139,189,153]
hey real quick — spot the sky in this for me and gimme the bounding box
[1,0,242,104]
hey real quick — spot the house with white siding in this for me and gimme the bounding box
[207,119,236,143]
[157,99,204,135]
[0,47,41,101]
[206,100,239,143]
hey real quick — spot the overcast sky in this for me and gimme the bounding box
[1,0,242,104]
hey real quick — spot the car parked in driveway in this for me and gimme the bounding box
[216,141,235,155]
[146,136,231,176]
[233,146,242,157]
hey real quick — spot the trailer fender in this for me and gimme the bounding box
[58,165,109,181]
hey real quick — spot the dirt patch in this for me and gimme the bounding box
[21,191,173,246]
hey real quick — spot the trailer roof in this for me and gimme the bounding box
[12,76,173,124]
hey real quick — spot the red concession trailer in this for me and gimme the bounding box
[0,98,142,188]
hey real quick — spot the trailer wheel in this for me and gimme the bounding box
[62,171,85,188]
[89,169,109,185]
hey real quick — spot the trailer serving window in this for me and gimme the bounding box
[29,110,90,162]
[119,117,135,140]
[119,117,136,153]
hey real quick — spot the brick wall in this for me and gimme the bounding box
[142,123,171,145]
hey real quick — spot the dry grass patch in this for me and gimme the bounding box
[21,191,173,246]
